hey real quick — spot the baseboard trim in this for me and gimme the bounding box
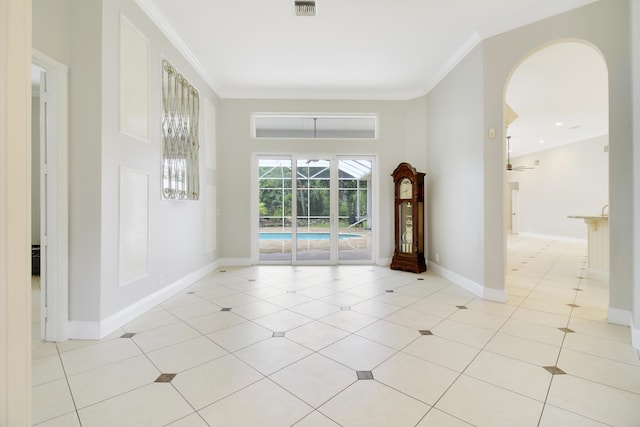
[607,307,631,326]
[68,262,219,340]
[428,262,507,303]
[632,324,640,350]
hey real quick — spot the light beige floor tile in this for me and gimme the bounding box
[351,300,400,318]
[383,308,444,330]
[568,317,632,343]
[209,292,260,308]
[146,335,227,373]
[466,298,517,317]
[199,378,313,426]
[422,291,473,307]
[132,321,201,352]
[499,318,566,346]
[32,354,65,386]
[229,300,282,320]
[252,310,314,332]
[406,299,459,318]
[431,319,495,348]
[167,300,221,320]
[186,310,246,334]
[562,332,640,365]
[511,307,570,328]
[372,291,422,307]
[32,338,59,359]
[33,412,81,427]
[374,351,458,405]
[538,405,609,427]
[59,338,142,376]
[161,293,207,310]
[320,291,369,307]
[234,337,313,375]
[32,378,76,425]
[521,298,573,316]
[67,355,159,409]
[416,409,474,426]
[271,353,356,408]
[266,293,314,308]
[121,309,180,333]
[290,300,341,319]
[293,410,341,426]
[286,321,350,351]
[320,334,396,370]
[165,412,209,427]
[346,285,387,298]
[191,286,239,301]
[171,354,263,409]
[244,286,287,300]
[206,321,272,352]
[484,333,560,367]
[319,310,378,333]
[77,383,192,427]
[558,348,640,393]
[465,351,552,401]
[403,335,480,372]
[297,285,338,299]
[436,375,543,427]
[547,374,640,427]
[319,380,429,427]
[356,320,420,349]
[449,309,507,332]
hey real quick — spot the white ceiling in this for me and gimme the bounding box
[139,0,598,100]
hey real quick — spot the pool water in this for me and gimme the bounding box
[260,232,361,241]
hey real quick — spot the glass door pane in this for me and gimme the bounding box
[258,159,292,262]
[338,159,373,261]
[295,159,332,262]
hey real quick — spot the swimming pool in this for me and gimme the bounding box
[260,232,362,241]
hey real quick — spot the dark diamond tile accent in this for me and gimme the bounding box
[120,332,136,339]
[287,290,297,294]
[417,278,424,281]
[219,270,227,273]
[558,327,575,333]
[272,332,285,338]
[567,304,580,308]
[186,291,196,294]
[419,330,433,335]
[512,268,519,271]
[356,371,374,380]
[385,290,394,293]
[522,262,528,264]
[340,307,351,311]
[543,366,566,375]
[577,276,586,280]
[248,279,256,282]
[456,305,468,310]
[221,307,232,312]
[155,373,177,383]
[572,288,584,292]
[334,278,341,281]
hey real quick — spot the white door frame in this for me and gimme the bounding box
[32,49,69,342]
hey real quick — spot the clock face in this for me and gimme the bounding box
[399,178,412,199]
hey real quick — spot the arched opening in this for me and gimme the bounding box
[503,41,609,313]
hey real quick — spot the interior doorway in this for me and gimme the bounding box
[32,50,69,342]
[503,41,609,294]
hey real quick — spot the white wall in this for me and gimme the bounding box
[506,136,609,240]
[632,0,640,347]
[217,99,423,263]
[426,46,485,287]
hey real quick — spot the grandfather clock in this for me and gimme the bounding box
[390,162,426,273]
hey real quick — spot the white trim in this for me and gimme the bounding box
[429,262,507,303]
[32,49,69,343]
[587,268,609,281]
[69,262,218,340]
[632,324,640,351]
[134,0,219,94]
[607,307,631,326]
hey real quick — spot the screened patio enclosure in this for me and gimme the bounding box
[257,157,374,263]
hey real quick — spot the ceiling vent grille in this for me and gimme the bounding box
[295,1,316,16]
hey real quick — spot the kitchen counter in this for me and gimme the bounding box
[568,215,609,276]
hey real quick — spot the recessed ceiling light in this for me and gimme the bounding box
[539,140,545,144]
[555,122,563,126]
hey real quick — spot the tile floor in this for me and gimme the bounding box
[32,236,640,426]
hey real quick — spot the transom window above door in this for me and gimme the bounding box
[252,114,377,139]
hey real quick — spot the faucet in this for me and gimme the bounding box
[601,204,609,216]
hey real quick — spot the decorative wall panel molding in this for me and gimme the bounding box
[162,59,200,200]
[119,14,150,140]
[205,185,217,253]
[119,167,150,286]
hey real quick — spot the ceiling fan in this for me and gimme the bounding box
[506,136,534,171]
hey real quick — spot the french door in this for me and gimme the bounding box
[257,155,374,264]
